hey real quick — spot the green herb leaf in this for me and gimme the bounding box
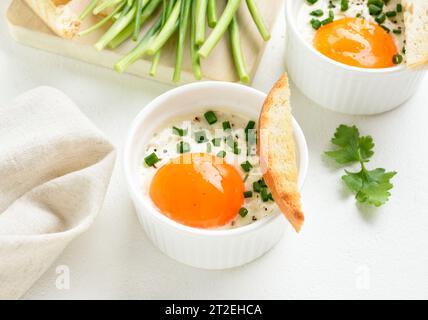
[326,124,396,207]
[325,125,374,164]
[342,168,397,207]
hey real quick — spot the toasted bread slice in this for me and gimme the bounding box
[24,0,81,39]
[404,0,428,69]
[258,74,304,232]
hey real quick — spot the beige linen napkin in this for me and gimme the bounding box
[0,87,116,299]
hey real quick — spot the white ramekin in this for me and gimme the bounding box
[124,81,308,270]
[285,0,426,115]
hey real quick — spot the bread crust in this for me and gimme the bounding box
[403,0,428,69]
[258,74,304,232]
[24,0,80,39]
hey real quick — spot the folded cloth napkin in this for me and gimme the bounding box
[0,87,116,299]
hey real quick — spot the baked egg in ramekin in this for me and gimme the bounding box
[285,0,426,115]
[124,81,308,269]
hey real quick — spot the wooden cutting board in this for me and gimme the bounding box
[6,0,283,84]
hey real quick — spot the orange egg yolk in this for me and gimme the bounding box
[314,17,398,68]
[149,153,245,228]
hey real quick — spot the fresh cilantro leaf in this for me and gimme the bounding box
[358,135,375,161]
[342,168,397,207]
[326,124,396,207]
[325,125,374,164]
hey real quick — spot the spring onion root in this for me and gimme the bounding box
[229,16,249,83]
[245,0,270,41]
[198,0,241,59]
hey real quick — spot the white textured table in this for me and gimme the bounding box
[1,2,428,300]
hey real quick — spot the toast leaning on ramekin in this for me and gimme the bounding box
[404,0,428,69]
[258,74,304,233]
[23,0,81,39]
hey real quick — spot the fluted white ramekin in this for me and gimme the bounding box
[285,0,426,115]
[124,81,308,269]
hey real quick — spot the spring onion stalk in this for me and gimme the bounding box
[148,0,176,76]
[149,51,161,76]
[108,22,134,49]
[80,0,99,20]
[133,0,150,40]
[146,0,182,55]
[79,3,125,36]
[245,0,270,41]
[198,0,241,59]
[173,0,192,82]
[229,16,249,83]
[190,0,202,80]
[139,0,163,22]
[114,17,162,72]
[207,0,217,28]
[94,1,137,51]
[195,0,208,45]
[93,0,123,15]
[109,0,163,48]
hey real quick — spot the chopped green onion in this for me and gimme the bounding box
[239,207,248,217]
[341,0,349,11]
[241,161,253,172]
[259,178,267,188]
[244,191,253,198]
[243,174,249,182]
[368,0,384,8]
[375,13,386,24]
[222,121,231,131]
[396,3,403,12]
[310,9,324,17]
[212,138,221,147]
[225,135,235,149]
[321,10,334,25]
[393,54,403,65]
[172,126,187,136]
[306,0,318,4]
[368,5,382,16]
[204,111,217,124]
[144,152,160,167]
[381,25,391,33]
[206,143,212,153]
[245,120,256,131]
[253,181,261,193]
[261,188,270,202]
[393,29,402,34]
[233,145,241,155]
[268,193,274,201]
[386,11,397,17]
[311,18,322,30]
[217,150,226,158]
[177,141,191,154]
[194,131,208,143]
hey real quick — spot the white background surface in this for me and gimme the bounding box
[1,1,428,300]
